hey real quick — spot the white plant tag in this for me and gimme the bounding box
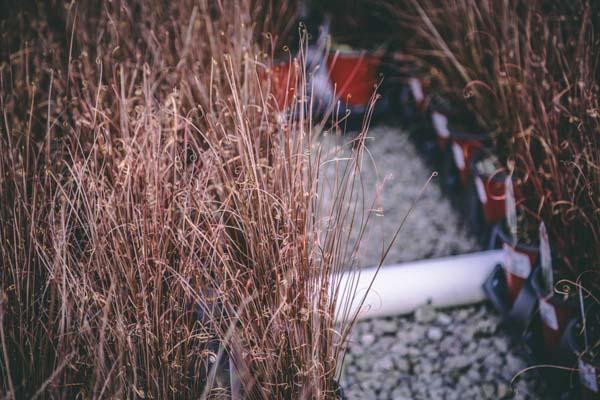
[452,142,466,170]
[539,222,553,294]
[502,243,531,278]
[505,177,517,243]
[539,298,559,331]
[579,359,599,392]
[432,112,450,138]
[475,176,487,204]
[409,78,424,103]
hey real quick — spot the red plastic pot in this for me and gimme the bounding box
[327,51,381,107]
[530,268,577,352]
[492,224,539,306]
[449,131,489,186]
[472,154,507,225]
[270,60,299,110]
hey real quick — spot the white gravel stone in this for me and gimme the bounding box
[414,306,437,324]
[360,333,376,346]
[436,312,453,326]
[332,127,547,399]
[427,327,443,341]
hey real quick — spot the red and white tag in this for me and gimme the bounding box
[409,78,424,103]
[431,112,450,139]
[539,298,559,331]
[475,176,487,204]
[502,244,531,278]
[579,359,599,393]
[452,142,466,171]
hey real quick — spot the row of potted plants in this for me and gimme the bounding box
[400,75,599,398]
[262,4,599,396]
[386,0,600,295]
[268,47,382,114]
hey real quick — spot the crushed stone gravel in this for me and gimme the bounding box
[328,126,548,399]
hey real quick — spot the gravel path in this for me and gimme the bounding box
[321,125,478,267]
[341,305,547,399]
[330,126,547,399]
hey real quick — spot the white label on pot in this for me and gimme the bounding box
[539,298,559,331]
[505,177,517,242]
[579,359,599,392]
[539,222,553,294]
[475,176,487,204]
[432,112,450,138]
[502,243,531,278]
[452,142,466,170]
[409,78,424,103]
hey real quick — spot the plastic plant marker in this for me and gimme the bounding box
[409,78,424,103]
[579,359,599,393]
[475,176,487,204]
[539,222,553,294]
[503,243,532,279]
[452,142,466,170]
[432,112,450,139]
[539,297,559,330]
[505,176,517,245]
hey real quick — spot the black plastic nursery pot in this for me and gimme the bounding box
[483,264,512,317]
[530,267,578,354]
[471,152,507,226]
[484,264,540,336]
[488,268,578,397]
[489,224,539,306]
[332,379,347,400]
[579,352,600,399]
[561,314,600,398]
[520,315,577,398]
[398,80,434,133]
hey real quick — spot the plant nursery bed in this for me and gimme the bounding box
[330,125,548,399]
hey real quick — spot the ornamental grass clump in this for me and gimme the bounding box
[385,0,600,290]
[0,1,382,398]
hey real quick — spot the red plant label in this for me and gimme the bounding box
[579,359,598,392]
[502,244,531,278]
[539,298,559,331]
[432,112,450,139]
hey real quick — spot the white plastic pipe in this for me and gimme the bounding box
[334,250,503,321]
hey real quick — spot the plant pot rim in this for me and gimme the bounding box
[530,266,578,303]
[494,222,539,254]
[328,48,384,58]
[562,313,600,364]
[332,378,347,400]
[471,150,507,182]
[562,317,581,354]
[449,129,491,144]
